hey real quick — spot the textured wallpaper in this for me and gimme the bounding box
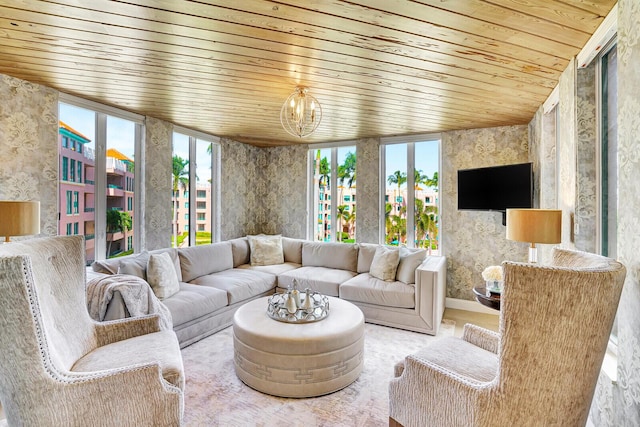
[220,137,261,240]
[441,125,529,300]
[356,137,380,244]
[590,0,640,424]
[0,75,59,238]
[262,144,308,239]
[144,117,173,250]
[575,64,597,253]
[557,58,578,250]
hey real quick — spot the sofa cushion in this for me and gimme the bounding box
[396,247,427,284]
[189,269,276,305]
[369,246,400,281]
[95,248,182,282]
[248,234,284,266]
[278,266,357,297]
[147,252,181,300]
[116,252,149,279]
[71,330,184,390]
[340,273,415,309]
[237,262,301,276]
[229,237,250,267]
[179,242,233,282]
[302,242,358,272]
[161,282,228,327]
[282,237,303,264]
[356,243,378,273]
[93,251,147,275]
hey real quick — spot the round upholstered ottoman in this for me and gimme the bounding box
[233,296,365,398]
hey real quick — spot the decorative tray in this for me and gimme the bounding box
[267,289,329,323]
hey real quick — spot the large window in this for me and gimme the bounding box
[381,135,440,251]
[309,144,356,243]
[172,129,219,247]
[599,43,617,259]
[597,42,618,352]
[59,96,143,264]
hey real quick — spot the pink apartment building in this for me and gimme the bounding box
[58,122,135,262]
[173,185,213,242]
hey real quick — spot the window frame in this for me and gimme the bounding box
[59,93,144,262]
[307,141,357,242]
[379,133,441,248]
[172,125,221,245]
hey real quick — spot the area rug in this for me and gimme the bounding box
[181,320,455,426]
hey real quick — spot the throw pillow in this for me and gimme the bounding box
[147,252,180,300]
[116,252,150,280]
[248,234,284,266]
[395,247,427,285]
[369,246,400,282]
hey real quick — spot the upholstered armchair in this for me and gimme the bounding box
[0,236,184,426]
[389,248,626,427]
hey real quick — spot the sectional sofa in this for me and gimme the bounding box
[91,236,446,348]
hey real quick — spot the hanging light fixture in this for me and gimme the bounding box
[280,86,322,138]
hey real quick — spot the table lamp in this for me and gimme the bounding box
[0,200,40,243]
[506,209,562,263]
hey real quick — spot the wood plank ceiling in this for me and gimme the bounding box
[0,0,616,147]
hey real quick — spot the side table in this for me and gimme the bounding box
[472,286,501,311]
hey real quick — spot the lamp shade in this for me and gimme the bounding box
[506,209,562,244]
[0,201,40,242]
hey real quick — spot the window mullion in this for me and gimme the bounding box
[189,136,197,246]
[94,113,107,261]
[330,148,338,243]
[407,143,416,248]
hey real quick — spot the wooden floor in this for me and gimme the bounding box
[444,307,500,336]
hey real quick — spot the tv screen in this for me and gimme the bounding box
[458,162,533,212]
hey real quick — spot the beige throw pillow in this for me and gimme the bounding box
[369,246,401,281]
[147,252,180,300]
[395,247,427,285]
[248,234,284,266]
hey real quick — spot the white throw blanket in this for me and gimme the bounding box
[86,274,173,331]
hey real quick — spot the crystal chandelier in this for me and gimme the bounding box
[280,86,322,138]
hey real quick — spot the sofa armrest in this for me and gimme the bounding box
[415,256,447,334]
[462,323,500,354]
[94,315,162,347]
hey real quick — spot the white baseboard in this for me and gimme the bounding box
[445,297,499,315]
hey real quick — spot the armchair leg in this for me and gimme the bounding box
[389,416,404,427]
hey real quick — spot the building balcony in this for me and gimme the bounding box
[107,187,124,197]
[107,231,124,241]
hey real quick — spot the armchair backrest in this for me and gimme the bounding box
[497,248,625,425]
[0,236,97,377]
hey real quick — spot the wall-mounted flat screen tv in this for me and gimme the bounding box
[457,162,533,212]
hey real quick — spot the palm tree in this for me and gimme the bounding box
[414,169,428,188]
[424,171,438,190]
[338,151,356,188]
[106,210,132,257]
[337,151,356,210]
[415,199,438,250]
[336,205,351,242]
[387,170,407,242]
[172,155,189,248]
[318,155,330,188]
